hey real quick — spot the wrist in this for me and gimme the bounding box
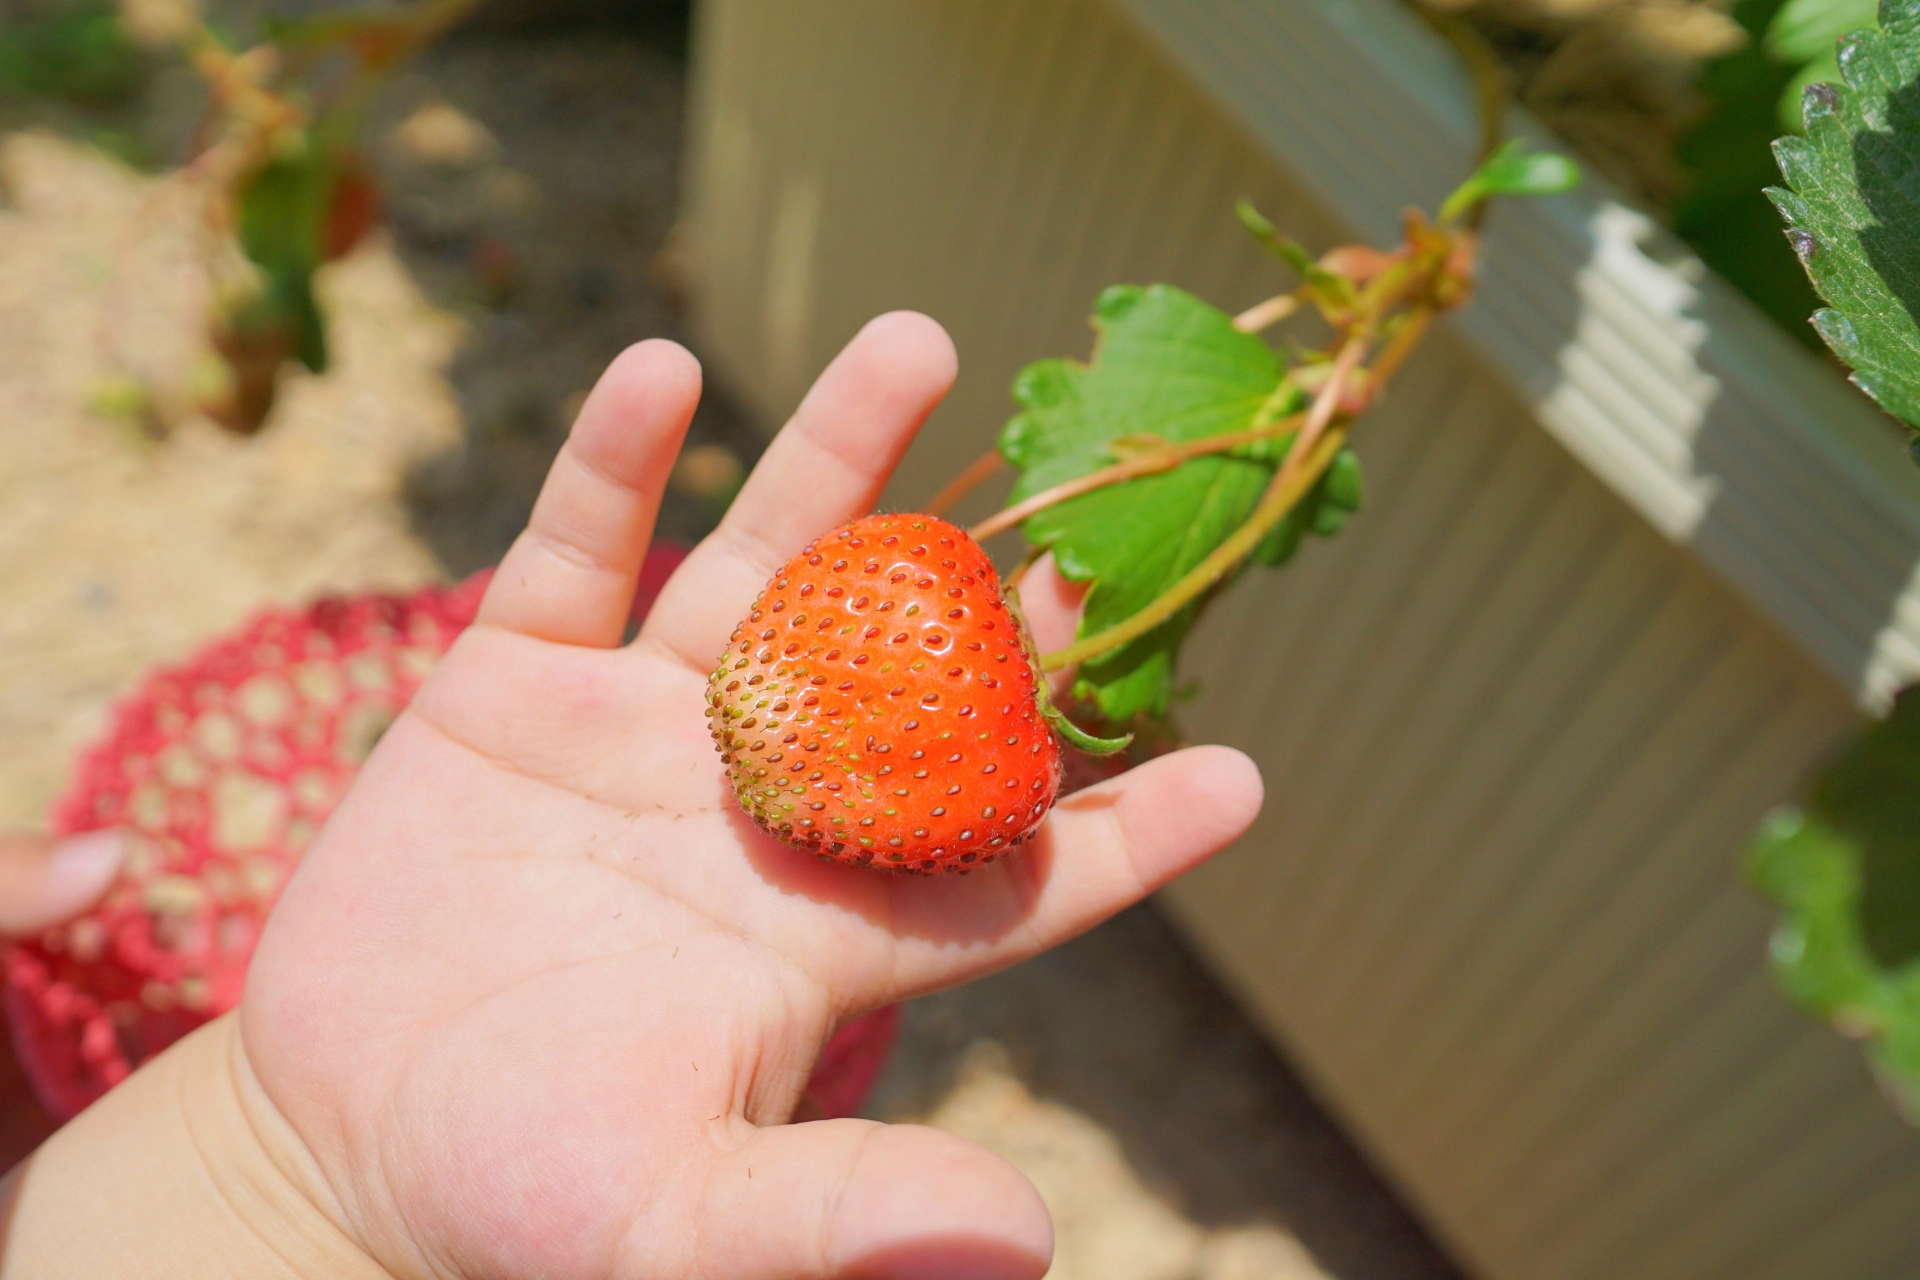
[1,1012,388,1279]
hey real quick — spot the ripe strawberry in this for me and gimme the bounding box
[707,513,1122,873]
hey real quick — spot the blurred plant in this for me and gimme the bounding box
[1750,693,1920,1119]
[191,0,482,430]
[1420,0,1742,210]
[0,1,146,105]
[1673,0,1823,347]
[87,0,481,432]
[1750,0,1920,1122]
[1766,0,1880,124]
[1675,0,1882,351]
[1422,0,1891,361]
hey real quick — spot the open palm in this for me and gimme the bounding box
[240,314,1263,1280]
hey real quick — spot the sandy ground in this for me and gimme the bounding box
[0,25,1462,1280]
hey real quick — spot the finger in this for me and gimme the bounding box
[1012,555,1084,658]
[887,745,1264,994]
[478,340,702,647]
[0,831,123,937]
[1010,554,1085,699]
[687,1120,1051,1280]
[642,312,958,672]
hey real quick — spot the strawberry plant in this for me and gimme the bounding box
[717,139,1579,865]
[101,0,479,431]
[1749,0,1920,1119]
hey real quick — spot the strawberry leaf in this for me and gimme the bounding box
[233,145,340,374]
[1767,0,1920,444]
[997,284,1358,723]
[1749,684,1920,1119]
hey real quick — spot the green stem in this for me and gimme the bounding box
[926,448,1006,517]
[1003,584,1132,755]
[1038,336,1364,673]
[1232,291,1303,333]
[1039,425,1347,673]
[969,405,1306,543]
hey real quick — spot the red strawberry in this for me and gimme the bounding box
[706,513,1123,873]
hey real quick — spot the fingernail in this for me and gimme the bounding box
[45,831,126,909]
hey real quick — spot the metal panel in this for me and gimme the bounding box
[678,3,1920,1277]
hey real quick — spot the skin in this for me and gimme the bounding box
[0,832,122,940]
[0,313,1264,1279]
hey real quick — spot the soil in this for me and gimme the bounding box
[0,16,1465,1279]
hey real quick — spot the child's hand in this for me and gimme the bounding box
[14,315,1263,1279]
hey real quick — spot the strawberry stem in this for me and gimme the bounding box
[1038,340,1364,674]
[925,448,1006,517]
[1039,426,1348,674]
[969,406,1308,544]
[1002,581,1132,757]
[1232,291,1303,333]
[1043,698,1133,756]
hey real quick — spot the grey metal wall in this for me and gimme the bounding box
[678,2,1920,1277]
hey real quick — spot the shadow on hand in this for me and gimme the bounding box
[729,794,1074,951]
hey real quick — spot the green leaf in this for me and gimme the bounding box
[1674,0,1826,347]
[1769,0,1881,130]
[0,3,141,106]
[1767,0,1920,437]
[1769,0,1880,62]
[1750,684,1920,1120]
[1438,140,1580,223]
[997,284,1358,723]
[233,145,343,374]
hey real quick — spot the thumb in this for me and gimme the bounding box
[689,1119,1052,1280]
[0,830,123,937]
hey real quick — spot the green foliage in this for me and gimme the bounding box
[1675,0,1827,351]
[1769,0,1920,444]
[1769,0,1881,127]
[1437,140,1581,223]
[998,284,1359,724]
[0,3,141,105]
[1750,686,1920,1117]
[233,146,341,373]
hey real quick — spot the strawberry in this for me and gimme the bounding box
[706,513,1125,873]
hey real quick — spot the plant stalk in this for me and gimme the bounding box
[1233,292,1303,333]
[1038,426,1348,673]
[1038,342,1363,673]
[926,448,1006,517]
[969,409,1308,543]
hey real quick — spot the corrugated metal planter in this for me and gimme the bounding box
[675,1,1920,1277]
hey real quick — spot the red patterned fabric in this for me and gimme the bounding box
[7,545,898,1120]
[803,1002,902,1120]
